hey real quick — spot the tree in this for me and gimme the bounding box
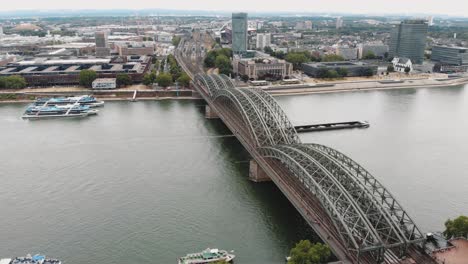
[218,48,233,58]
[286,52,309,70]
[404,67,411,74]
[156,73,173,88]
[359,67,374,77]
[336,68,348,77]
[326,70,339,79]
[241,74,249,82]
[363,51,376,60]
[172,36,181,47]
[176,73,191,87]
[384,52,389,59]
[387,65,395,72]
[204,50,218,68]
[215,55,232,76]
[322,54,345,62]
[142,71,157,86]
[444,215,468,239]
[0,76,28,89]
[288,240,331,264]
[264,46,274,54]
[116,73,132,87]
[79,70,97,88]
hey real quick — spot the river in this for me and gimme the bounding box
[0,85,467,264]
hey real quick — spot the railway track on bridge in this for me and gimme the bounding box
[175,38,436,264]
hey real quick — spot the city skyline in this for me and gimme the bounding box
[0,0,468,17]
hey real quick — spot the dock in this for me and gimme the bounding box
[294,121,369,133]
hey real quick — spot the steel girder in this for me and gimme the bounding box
[261,145,385,261]
[248,88,300,144]
[213,88,276,147]
[305,144,425,246]
[293,145,408,253]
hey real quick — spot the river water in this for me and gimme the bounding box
[0,85,467,264]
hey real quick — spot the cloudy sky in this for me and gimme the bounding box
[1,0,467,17]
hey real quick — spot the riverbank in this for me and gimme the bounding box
[266,75,468,96]
[1,75,468,103]
[0,89,196,103]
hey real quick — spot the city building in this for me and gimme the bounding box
[233,56,293,80]
[389,20,428,64]
[392,57,413,72]
[358,43,389,59]
[0,56,151,86]
[428,16,434,26]
[336,47,358,60]
[0,25,3,37]
[302,62,378,77]
[336,17,343,29]
[256,33,271,50]
[431,45,468,66]
[295,21,313,31]
[95,31,111,57]
[115,42,155,56]
[92,78,117,89]
[232,13,248,55]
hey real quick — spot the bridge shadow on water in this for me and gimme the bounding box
[195,103,329,255]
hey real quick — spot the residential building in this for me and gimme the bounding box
[392,57,413,72]
[233,57,293,80]
[232,13,248,55]
[295,21,312,30]
[358,43,389,59]
[389,20,428,64]
[431,45,468,66]
[256,33,271,50]
[115,42,154,56]
[336,17,343,29]
[95,31,111,56]
[302,62,378,77]
[336,47,358,60]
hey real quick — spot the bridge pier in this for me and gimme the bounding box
[249,160,271,182]
[205,105,219,119]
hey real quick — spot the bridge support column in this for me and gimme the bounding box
[205,105,219,119]
[249,160,271,182]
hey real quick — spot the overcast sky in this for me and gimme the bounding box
[1,0,467,17]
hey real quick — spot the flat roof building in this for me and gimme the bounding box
[233,56,293,80]
[302,61,378,77]
[389,20,428,64]
[232,13,248,55]
[0,56,150,86]
[432,45,468,66]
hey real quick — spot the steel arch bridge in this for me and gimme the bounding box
[191,73,432,264]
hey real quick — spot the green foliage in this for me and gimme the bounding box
[116,73,132,87]
[142,71,157,86]
[0,93,18,100]
[0,75,28,89]
[167,54,185,81]
[404,67,411,74]
[322,54,345,62]
[336,67,348,77]
[215,55,232,76]
[444,216,468,239]
[288,240,331,264]
[286,52,309,70]
[176,73,191,87]
[143,36,154,41]
[241,74,249,82]
[79,70,97,88]
[204,48,233,69]
[363,51,376,60]
[387,65,395,72]
[172,36,182,47]
[156,73,173,88]
[359,67,375,77]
